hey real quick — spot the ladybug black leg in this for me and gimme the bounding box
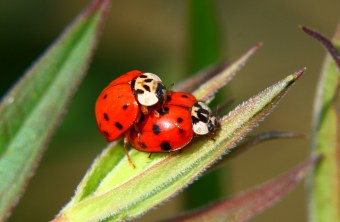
[148,153,153,158]
[124,135,136,168]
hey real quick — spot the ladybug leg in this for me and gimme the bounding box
[123,134,136,168]
[141,105,149,115]
[148,153,153,158]
[152,109,160,118]
[208,131,216,141]
[132,122,142,144]
[133,121,141,134]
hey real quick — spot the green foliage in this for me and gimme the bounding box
[1,1,334,221]
[302,25,340,222]
[0,0,110,220]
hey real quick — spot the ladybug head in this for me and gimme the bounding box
[191,102,218,135]
[133,72,167,106]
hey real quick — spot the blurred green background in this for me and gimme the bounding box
[0,0,339,221]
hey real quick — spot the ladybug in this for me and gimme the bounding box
[95,70,166,142]
[128,92,218,152]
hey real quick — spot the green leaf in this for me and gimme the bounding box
[0,0,110,220]
[302,25,340,222]
[162,156,320,222]
[53,68,304,222]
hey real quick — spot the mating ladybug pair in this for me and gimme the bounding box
[95,70,218,165]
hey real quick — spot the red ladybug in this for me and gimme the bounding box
[95,70,166,142]
[128,92,218,152]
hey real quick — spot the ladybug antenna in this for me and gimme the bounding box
[166,83,175,91]
[214,98,235,116]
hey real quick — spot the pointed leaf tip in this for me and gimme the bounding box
[192,43,262,101]
[301,25,340,69]
[285,68,305,85]
[255,42,263,48]
[87,0,111,14]
[293,67,306,80]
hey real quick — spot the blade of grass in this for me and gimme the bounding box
[302,25,340,222]
[162,155,320,222]
[0,0,110,220]
[53,69,304,222]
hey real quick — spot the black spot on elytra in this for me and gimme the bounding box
[140,142,147,149]
[144,78,153,83]
[140,74,147,78]
[123,104,128,110]
[177,117,183,123]
[103,94,107,99]
[191,116,199,124]
[103,131,110,137]
[181,94,189,98]
[152,124,161,135]
[104,113,109,121]
[115,122,123,130]
[136,89,144,94]
[143,85,151,92]
[159,107,169,115]
[160,141,172,151]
